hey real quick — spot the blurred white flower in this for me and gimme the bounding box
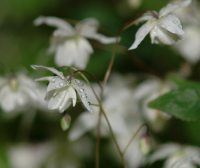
[133,78,171,132]
[174,0,200,64]
[175,26,200,63]
[129,0,191,50]
[8,143,52,168]
[0,72,45,113]
[69,73,146,168]
[149,143,200,168]
[8,141,84,168]
[34,16,118,69]
[32,65,92,113]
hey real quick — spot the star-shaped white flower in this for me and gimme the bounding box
[0,72,44,113]
[32,65,92,113]
[34,16,118,69]
[129,0,192,50]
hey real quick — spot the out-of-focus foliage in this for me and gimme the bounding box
[1,0,200,168]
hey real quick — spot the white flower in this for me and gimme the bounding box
[69,73,146,168]
[133,78,171,132]
[148,143,200,168]
[32,65,92,113]
[129,0,191,50]
[34,16,118,69]
[0,72,44,113]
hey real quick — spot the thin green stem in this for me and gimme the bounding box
[122,124,146,156]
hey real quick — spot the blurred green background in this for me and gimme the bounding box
[0,0,200,168]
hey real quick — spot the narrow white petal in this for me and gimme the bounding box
[159,0,192,17]
[129,21,155,50]
[134,12,156,24]
[68,86,77,107]
[34,16,74,35]
[159,14,184,36]
[31,65,65,79]
[34,76,53,82]
[86,33,119,44]
[148,143,180,163]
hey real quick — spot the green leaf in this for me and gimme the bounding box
[149,80,200,121]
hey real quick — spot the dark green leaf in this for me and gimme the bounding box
[149,84,200,121]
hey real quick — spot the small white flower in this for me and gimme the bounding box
[34,16,118,69]
[0,72,43,113]
[149,143,200,168]
[32,65,92,113]
[129,0,191,50]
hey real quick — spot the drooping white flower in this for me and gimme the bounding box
[133,78,171,132]
[0,72,45,113]
[148,143,200,168]
[34,16,118,69]
[69,73,146,168]
[31,65,92,113]
[129,0,191,50]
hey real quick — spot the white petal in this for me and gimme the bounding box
[0,87,16,112]
[134,12,156,24]
[129,21,155,50]
[67,86,77,107]
[159,14,184,36]
[150,25,180,45]
[74,38,93,69]
[159,0,192,17]
[86,33,119,44]
[35,76,53,82]
[47,90,69,112]
[76,18,118,44]
[148,143,180,163]
[76,18,99,36]
[34,16,74,35]
[55,38,93,69]
[72,79,92,112]
[68,112,98,140]
[31,65,65,79]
